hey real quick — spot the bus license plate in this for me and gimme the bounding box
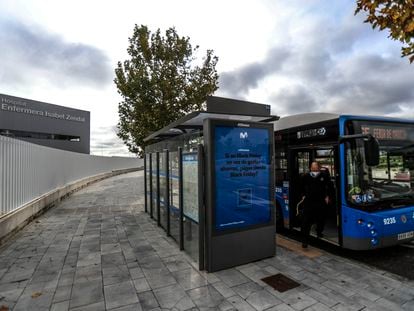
[398,231,414,240]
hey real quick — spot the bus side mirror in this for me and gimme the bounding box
[364,136,379,166]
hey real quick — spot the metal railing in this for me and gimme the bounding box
[0,135,142,216]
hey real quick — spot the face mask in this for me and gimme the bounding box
[310,171,320,178]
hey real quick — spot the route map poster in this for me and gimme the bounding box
[182,153,199,222]
[214,125,271,231]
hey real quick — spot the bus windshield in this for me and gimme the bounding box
[345,120,414,211]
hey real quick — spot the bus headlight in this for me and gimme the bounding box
[370,238,378,246]
[367,222,374,229]
[357,219,364,225]
[370,229,377,236]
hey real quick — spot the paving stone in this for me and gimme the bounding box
[226,295,256,311]
[129,266,144,279]
[187,285,225,309]
[104,280,139,310]
[101,243,122,255]
[144,268,177,290]
[303,289,340,308]
[153,284,195,310]
[216,268,250,287]
[74,264,102,284]
[133,277,151,293]
[172,268,208,290]
[238,264,273,283]
[347,294,390,311]
[232,281,263,299]
[211,281,237,298]
[13,288,55,311]
[0,266,35,283]
[217,300,237,311]
[103,265,130,285]
[198,270,221,284]
[303,302,332,311]
[246,289,283,310]
[102,252,126,268]
[53,285,73,303]
[76,252,101,267]
[265,303,296,311]
[162,255,192,272]
[332,302,367,311]
[110,303,143,311]
[299,278,331,295]
[0,281,27,302]
[402,300,414,311]
[383,288,413,305]
[321,280,356,297]
[70,301,106,311]
[51,300,70,311]
[70,279,103,308]
[137,290,159,310]
[371,297,405,311]
[58,272,75,287]
[279,292,318,310]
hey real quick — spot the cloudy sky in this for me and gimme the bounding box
[1,0,413,156]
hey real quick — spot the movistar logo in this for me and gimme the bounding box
[240,132,248,139]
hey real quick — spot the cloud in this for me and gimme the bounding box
[90,125,132,157]
[219,46,291,95]
[0,18,112,89]
[219,3,414,118]
[269,85,319,115]
[323,54,414,115]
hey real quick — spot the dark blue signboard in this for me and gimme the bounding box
[214,125,271,231]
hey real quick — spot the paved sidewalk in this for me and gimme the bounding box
[0,171,413,311]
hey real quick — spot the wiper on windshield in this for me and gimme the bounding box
[379,192,414,202]
[397,193,414,199]
[389,144,414,154]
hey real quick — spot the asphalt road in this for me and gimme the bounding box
[282,230,414,280]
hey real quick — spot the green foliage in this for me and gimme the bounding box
[355,0,414,63]
[114,25,219,155]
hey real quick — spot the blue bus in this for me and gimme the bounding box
[274,113,414,250]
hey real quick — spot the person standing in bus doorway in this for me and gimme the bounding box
[300,161,331,248]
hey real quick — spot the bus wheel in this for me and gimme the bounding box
[276,204,284,233]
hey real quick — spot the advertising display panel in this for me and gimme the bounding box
[204,119,275,272]
[214,125,272,231]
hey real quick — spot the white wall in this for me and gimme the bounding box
[0,135,142,215]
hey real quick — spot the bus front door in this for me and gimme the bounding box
[289,147,340,245]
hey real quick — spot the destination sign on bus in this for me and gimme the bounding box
[361,125,408,140]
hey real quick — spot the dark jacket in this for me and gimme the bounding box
[301,172,330,208]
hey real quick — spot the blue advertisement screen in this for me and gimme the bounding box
[214,125,271,231]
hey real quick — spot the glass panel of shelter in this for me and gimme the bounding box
[169,151,180,243]
[151,153,158,220]
[145,154,151,213]
[144,131,204,267]
[159,151,168,230]
[182,151,200,265]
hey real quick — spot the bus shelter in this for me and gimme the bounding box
[144,96,278,272]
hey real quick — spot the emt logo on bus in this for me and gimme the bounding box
[297,127,326,139]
